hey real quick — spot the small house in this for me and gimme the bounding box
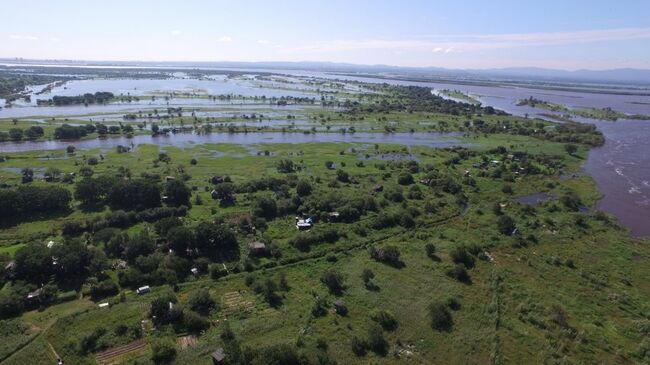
[191,267,200,276]
[26,288,42,301]
[296,216,313,230]
[47,240,55,248]
[373,184,384,193]
[136,285,151,295]
[98,302,109,309]
[248,241,267,256]
[211,348,226,364]
[165,176,176,181]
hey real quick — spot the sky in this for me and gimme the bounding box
[2,0,650,70]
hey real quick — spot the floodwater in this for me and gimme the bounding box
[325,74,650,237]
[1,67,650,236]
[0,132,463,153]
[515,193,556,207]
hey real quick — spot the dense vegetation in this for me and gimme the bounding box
[0,72,647,365]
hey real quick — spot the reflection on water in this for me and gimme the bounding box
[0,132,464,153]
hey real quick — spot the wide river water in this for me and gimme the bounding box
[1,69,649,237]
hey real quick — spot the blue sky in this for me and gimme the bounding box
[2,0,650,70]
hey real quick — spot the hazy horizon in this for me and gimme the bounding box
[2,0,650,71]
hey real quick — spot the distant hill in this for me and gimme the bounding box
[2,58,650,85]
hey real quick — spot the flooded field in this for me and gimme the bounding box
[1,66,650,236]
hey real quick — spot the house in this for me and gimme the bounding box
[211,348,226,364]
[191,267,200,276]
[26,288,42,301]
[296,216,313,230]
[47,240,55,248]
[248,241,267,256]
[165,176,176,181]
[136,286,151,295]
[98,302,109,309]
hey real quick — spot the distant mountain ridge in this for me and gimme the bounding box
[2,58,650,85]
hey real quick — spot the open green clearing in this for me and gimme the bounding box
[0,80,648,365]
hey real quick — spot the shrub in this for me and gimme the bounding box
[366,323,388,355]
[429,302,453,331]
[320,270,345,295]
[351,336,367,356]
[151,339,176,364]
[397,172,414,185]
[188,288,215,315]
[449,246,475,268]
[370,309,398,331]
[425,243,436,258]
[446,264,471,283]
[369,246,401,267]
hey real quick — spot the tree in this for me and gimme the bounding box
[8,128,23,141]
[24,126,44,140]
[194,222,238,260]
[164,179,191,207]
[564,144,578,155]
[21,168,33,183]
[295,179,312,196]
[184,310,210,334]
[188,288,215,315]
[166,226,194,255]
[252,196,277,219]
[124,231,155,263]
[14,243,54,284]
[497,215,516,235]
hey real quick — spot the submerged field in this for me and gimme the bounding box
[0,73,649,365]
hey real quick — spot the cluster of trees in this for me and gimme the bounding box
[0,126,44,142]
[0,73,65,101]
[0,185,71,220]
[75,176,168,210]
[37,91,114,106]
[347,85,501,116]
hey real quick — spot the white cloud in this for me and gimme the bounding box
[218,36,232,43]
[281,27,650,55]
[9,34,38,41]
[171,30,182,36]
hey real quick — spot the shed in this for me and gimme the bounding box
[248,241,267,256]
[211,347,226,364]
[327,212,340,222]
